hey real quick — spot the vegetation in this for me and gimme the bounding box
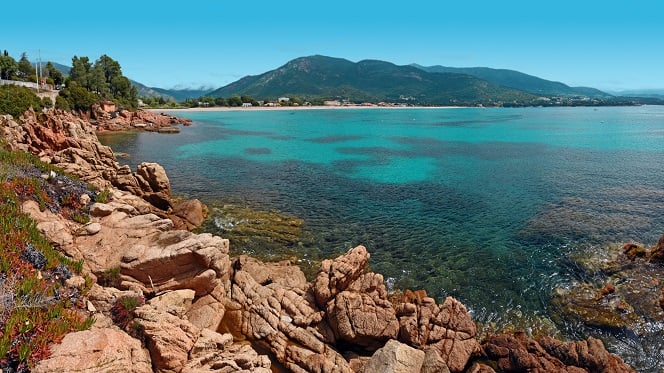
[0,85,43,119]
[0,144,93,371]
[62,54,137,110]
[207,55,539,106]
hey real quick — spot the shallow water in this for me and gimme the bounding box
[99,106,664,371]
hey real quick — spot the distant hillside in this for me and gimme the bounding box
[609,89,664,99]
[209,55,537,106]
[412,64,610,98]
[148,87,213,101]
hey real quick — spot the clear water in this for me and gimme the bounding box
[99,106,664,370]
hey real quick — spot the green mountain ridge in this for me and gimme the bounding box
[411,64,611,98]
[209,55,538,106]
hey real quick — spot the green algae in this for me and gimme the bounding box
[201,203,323,278]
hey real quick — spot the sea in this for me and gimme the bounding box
[98,106,664,371]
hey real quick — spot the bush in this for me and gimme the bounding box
[58,84,99,112]
[0,85,42,118]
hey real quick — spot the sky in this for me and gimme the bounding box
[3,1,662,92]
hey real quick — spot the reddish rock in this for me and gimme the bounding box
[173,198,206,230]
[649,234,664,262]
[478,333,635,373]
[313,245,370,307]
[32,327,152,373]
[622,243,646,260]
[597,283,616,300]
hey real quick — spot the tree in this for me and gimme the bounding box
[0,54,17,80]
[228,95,242,107]
[88,64,109,95]
[45,62,64,86]
[214,97,227,106]
[70,56,92,89]
[96,55,122,84]
[17,52,33,80]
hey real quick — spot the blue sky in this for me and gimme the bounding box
[3,1,662,91]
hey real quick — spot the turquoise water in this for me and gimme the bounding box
[100,106,664,370]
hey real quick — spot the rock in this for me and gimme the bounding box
[90,202,115,217]
[396,295,479,373]
[186,283,226,331]
[313,245,370,307]
[133,304,200,373]
[32,327,152,373]
[81,222,102,235]
[622,243,646,260]
[326,273,399,350]
[421,347,451,373]
[148,289,196,316]
[136,162,171,196]
[173,199,206,229]
[233,255,308,291]
[224,265,350,372]
[597,283,616,300]
[362,339,425,373]
[185,329,271,372]
[649,234,664,262]
[478,332,635,373]
[142,191,173,211]
[466,363,496,373]
[119,231,230,296]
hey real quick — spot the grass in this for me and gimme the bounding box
[0,144,94,371]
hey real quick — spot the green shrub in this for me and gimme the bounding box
[0,85,42,118]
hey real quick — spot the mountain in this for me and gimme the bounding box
[148,87,213,101]
[411,64,610,98]
[608,89,664,99]
[209,55,537,106]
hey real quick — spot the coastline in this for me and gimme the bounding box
[146,104,467,113]
[0,108,641,372]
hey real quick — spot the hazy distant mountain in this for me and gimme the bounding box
[209,55,537,105]
[412,64,610,98]
[148,87,213,101]
[608,89,664,99]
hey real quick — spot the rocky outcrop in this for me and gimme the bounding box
[1,110,204,228]
[477,332,635,372]
[91,104,191,132]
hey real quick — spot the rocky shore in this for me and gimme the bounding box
[0,109,637,372]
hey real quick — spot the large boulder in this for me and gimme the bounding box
[362,339,425,373]
[133,305,200,373]
[32,327,152,373]
[135,162,171,196]
[313,245,370,307]
[326,273,399,350]
[119,230,230,296]
[396,292,479,373]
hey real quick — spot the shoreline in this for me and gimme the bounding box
[146,105,467,113]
